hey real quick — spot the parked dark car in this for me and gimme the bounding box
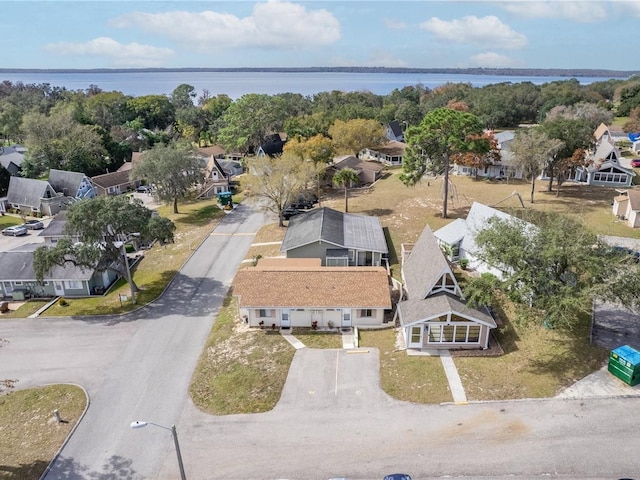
[22,219,44,230]
[290,199,314,210]
[383,475,412,480]
[2,225,28,236]
[282,207,301,220]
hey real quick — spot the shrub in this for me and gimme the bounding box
[460,258,469,270]
[58,297,68,307]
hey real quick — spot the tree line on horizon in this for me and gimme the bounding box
[1,75,640,184]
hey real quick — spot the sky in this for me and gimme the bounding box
[2,0,640,70]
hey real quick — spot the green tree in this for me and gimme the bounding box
[463,273,501,309]
[540,118,594,195]
[475,212,640,328]
[21,106,108,177]
[127,95,175,130]
[512,128,564,204]
[244,153,318,227]
[171,84,197,110]
[400,107,487,219]
[132,143,205,214]
[328,118,386,156]
[33,195,175,303]
[216,94,286,153]
[83,91,132,130]
[332,167,360,213]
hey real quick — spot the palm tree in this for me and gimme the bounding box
[332,168,359,212]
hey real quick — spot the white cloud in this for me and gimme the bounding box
[500,1,608,23]
[420,15,527,49]
[384,18,407,30]
[469,51,521,67]
[44,37,174,67]
[110,1,340,51]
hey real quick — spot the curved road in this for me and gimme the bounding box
[2,202,640,480]
[1,202,268,479]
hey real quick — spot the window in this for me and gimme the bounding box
[428,325,442,342]
[359,309,373,317]
[64,280,82,289]
[258,309,273,318]
[410,326,421,344]
[468,326,481,342]
[13,281,23,286]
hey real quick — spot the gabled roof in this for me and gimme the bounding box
[387,120,403,138]
[594,123,610,142]
[334,155,385,173]
[0,248,95,282]
[48,169,87,196]
[0,146,26,170]
[7,177,54,208]
[205,156,229,180]
[39,210,68,238]
[494,130,515,144]
[92,170,135,189]
[435,202,517,257]
[117,162,133,172]
[280,207,388,254]
[403,224,459,300]
[233,264,391,309]
[198,145,226,158]
[369,141,406,156]
[398,292,496,328]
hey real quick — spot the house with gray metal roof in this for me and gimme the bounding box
[6,176,63,216]
[0,243,118,299]
[280,207,388,266]
[0,144,26,176]
[48,169,96,199]
[398,224,496,351]
[433,202,522,279]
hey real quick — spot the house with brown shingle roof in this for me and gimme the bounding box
[91,170,141,196]
[612,189,640,228]
[360,140,406,166]
[233,258,391,329]
[331,155,385,185]
[398,224,496,351]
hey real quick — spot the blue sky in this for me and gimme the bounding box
[3,1,640,70]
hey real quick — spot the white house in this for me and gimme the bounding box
[433,202,530,280]
[453,130,523,180]
[612,189,640,228]
[233,258,391,329]
[398,225,496,350]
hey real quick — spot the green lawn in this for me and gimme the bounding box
[190,296,295,415]
[11,198,225,317]
[0,385,87,480]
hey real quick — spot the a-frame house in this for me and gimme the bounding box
[398,225,496,351]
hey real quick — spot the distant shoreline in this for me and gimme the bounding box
[0,67,638,78]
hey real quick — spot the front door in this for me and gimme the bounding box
[407,325,423,348]
[341,309,352,328]
[54,281,64,296]
[281,309,290,328]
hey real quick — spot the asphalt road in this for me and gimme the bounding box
[3,202,640,480]
[0,203,268,479]
[172,348,640,480]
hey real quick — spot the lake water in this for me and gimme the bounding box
[0,70,627,99]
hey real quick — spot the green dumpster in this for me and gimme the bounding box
[608,345,640,386]
[217,191,233,206]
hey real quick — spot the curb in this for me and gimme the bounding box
[38,383,91,480]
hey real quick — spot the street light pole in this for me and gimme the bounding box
[114,240,136,304]
[130,421,186,480]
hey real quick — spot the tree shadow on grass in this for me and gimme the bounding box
[2,454,143,480]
